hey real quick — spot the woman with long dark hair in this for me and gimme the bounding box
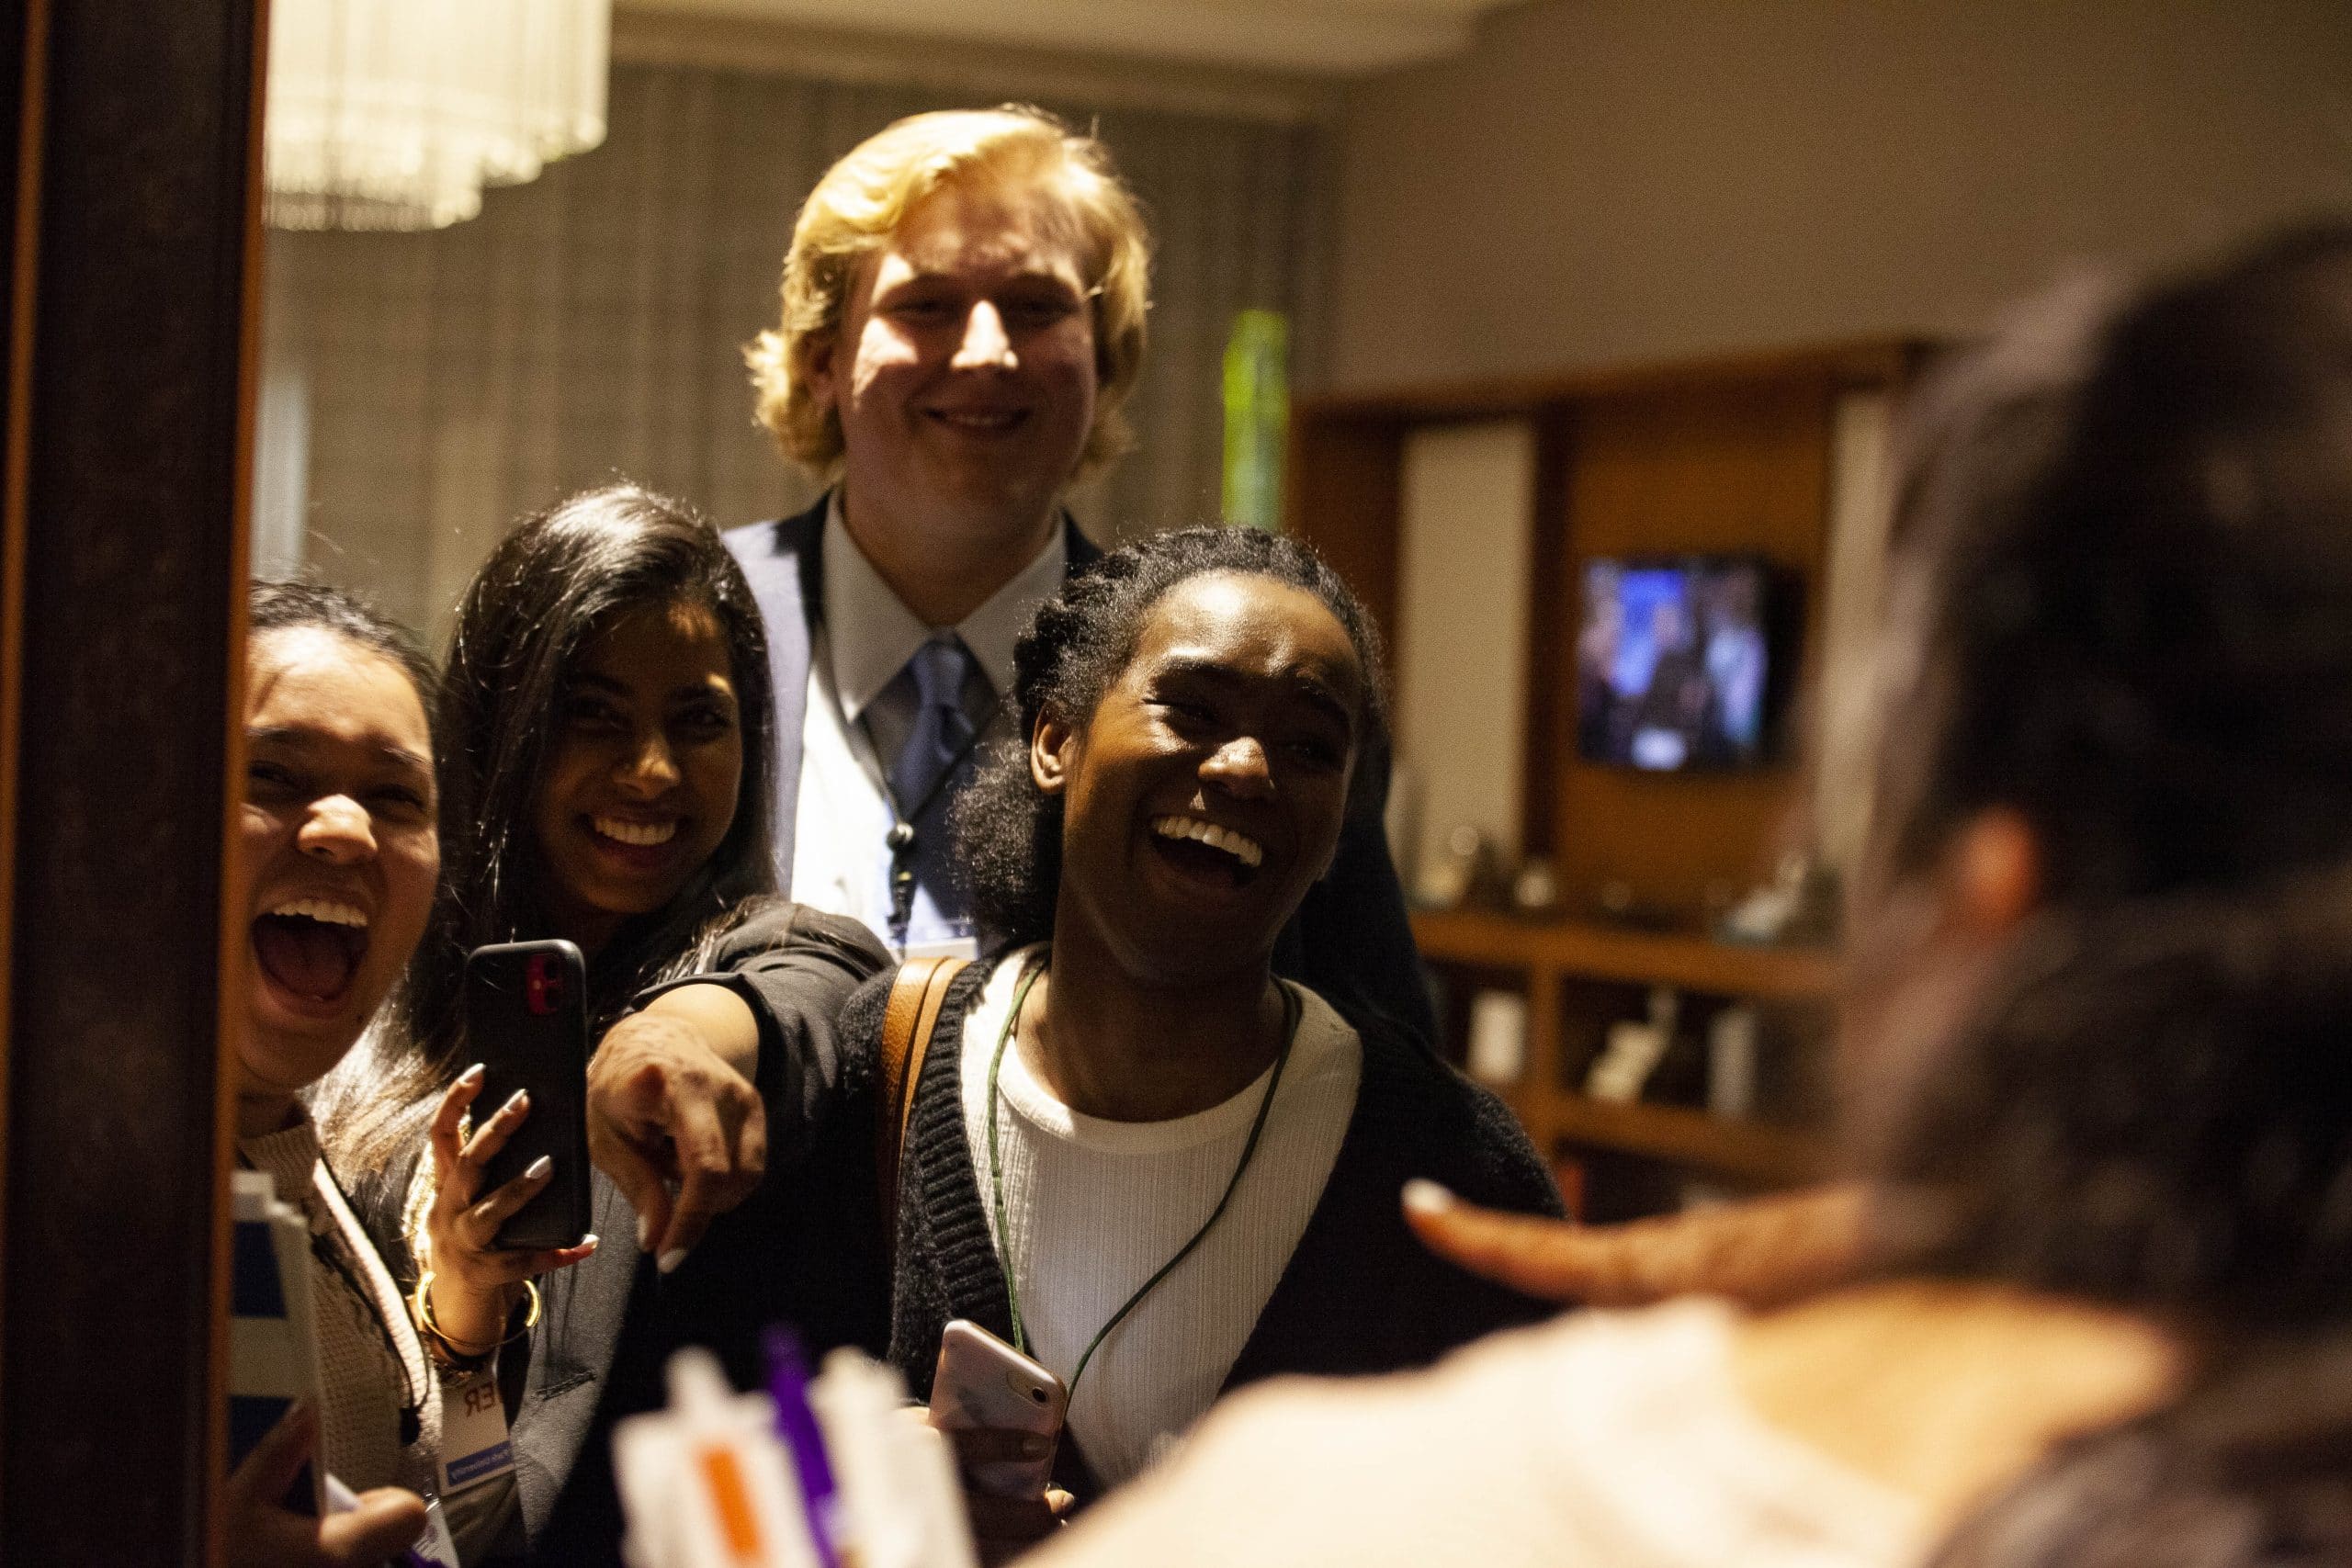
[230,581,556,1566]
[330,483,775,1168]
[1020,229,2352,1568]
[318,483,888,1564]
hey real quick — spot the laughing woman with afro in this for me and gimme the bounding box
[624,525,1560,1560]
[848,526,1557,1537]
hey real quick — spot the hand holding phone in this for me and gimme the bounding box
[927,1320,1067,1500]
[463,940,593,1251]
[421,1065,600,1368]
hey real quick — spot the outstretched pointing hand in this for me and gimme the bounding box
[1402,1179,1868,1309]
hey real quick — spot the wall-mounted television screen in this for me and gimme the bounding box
[1576,556,1783,771]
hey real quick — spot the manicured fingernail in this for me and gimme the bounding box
[658,1247,688,1275]
[458,1063,485,1088]
[1402,1179,1453,1216]
[524,1156,552,1182]
[502,1089,529,1117]
[636,1213,653,1251]
[580,1233,600,1252]
[1021,1434,1052,1459]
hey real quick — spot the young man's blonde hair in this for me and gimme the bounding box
[745,106,1152,481]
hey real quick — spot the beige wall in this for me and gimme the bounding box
[1395,419,1535,878]
[1328,0,2352,390]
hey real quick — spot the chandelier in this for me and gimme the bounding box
[265,0,612,231]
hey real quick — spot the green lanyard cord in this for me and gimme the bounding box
[985,958,1301,1405]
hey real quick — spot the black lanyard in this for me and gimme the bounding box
[875,690,1004,946]
[984,961,1301,1405]
[808,604,1005,949]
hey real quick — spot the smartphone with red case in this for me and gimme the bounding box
[929,1319,1069,1498]
[464,939,593,1251]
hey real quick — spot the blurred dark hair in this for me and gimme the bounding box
[952,525,1388,950]
[1862,223,2352,1564]
[1875,875,2352,1329]
[1864,221,2352,911]
[1860,225,2352,1312]
[1931,1330,2352,1568]
[249,579,438,736]
[323,482,776,1180]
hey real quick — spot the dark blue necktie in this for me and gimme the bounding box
[887,635,979,926]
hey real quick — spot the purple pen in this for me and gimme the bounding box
[765,1325,844,1568]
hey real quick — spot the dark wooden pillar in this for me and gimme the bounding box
[2,0,264,1562]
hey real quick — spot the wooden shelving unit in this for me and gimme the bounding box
[1289,340,1925,1213]
[1547,1096,1823,1189]
[1412,910,1834,1191]
[1414,910,1837,1001]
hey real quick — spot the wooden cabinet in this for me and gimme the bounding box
[1292,339,1930,1215]
[1414,910,1834,1203]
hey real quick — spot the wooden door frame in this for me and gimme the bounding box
[2,1,265,1561]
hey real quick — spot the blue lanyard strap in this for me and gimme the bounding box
[985,959,1301,1405]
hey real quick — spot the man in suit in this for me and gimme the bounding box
[588,104,1430,1269]
[726,105,1151,962]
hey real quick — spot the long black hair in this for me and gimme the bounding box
[1915,891,2352,1567]
[323,482,776,1179]
[952,525,1388,950]
[1877,874,2352,1329]
[1859,225,2352,1285]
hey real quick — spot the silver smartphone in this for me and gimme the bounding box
[928,1319,1069,1498]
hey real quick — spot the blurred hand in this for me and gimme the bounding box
[1403,1179,1869,1310]
[424,1066,598,1350]
[936,1424,1071,1565]
[224,1402,427,1568]
[585,985,764,1272]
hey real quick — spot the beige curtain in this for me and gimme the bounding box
[257,62,1332,638]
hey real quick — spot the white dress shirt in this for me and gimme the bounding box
[790,492,1068,956]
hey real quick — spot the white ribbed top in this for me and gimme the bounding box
[960,949,1362,1486]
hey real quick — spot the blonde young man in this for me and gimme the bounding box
[589,104,1433,1241]
[716,107,1424,1015]
[730,107,1150,961]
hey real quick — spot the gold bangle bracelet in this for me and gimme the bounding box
[412,1271,540,1361]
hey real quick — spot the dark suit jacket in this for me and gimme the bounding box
[721,497,1437,1043]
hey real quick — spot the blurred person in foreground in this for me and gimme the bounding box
[1023,226,2352,1568]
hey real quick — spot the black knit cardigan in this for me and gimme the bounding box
[526,926,1561,1560]
[854,959,1566,1497]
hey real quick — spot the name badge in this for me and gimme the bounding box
[438,1370,514,1495]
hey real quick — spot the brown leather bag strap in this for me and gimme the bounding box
[875,956,968,1245]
